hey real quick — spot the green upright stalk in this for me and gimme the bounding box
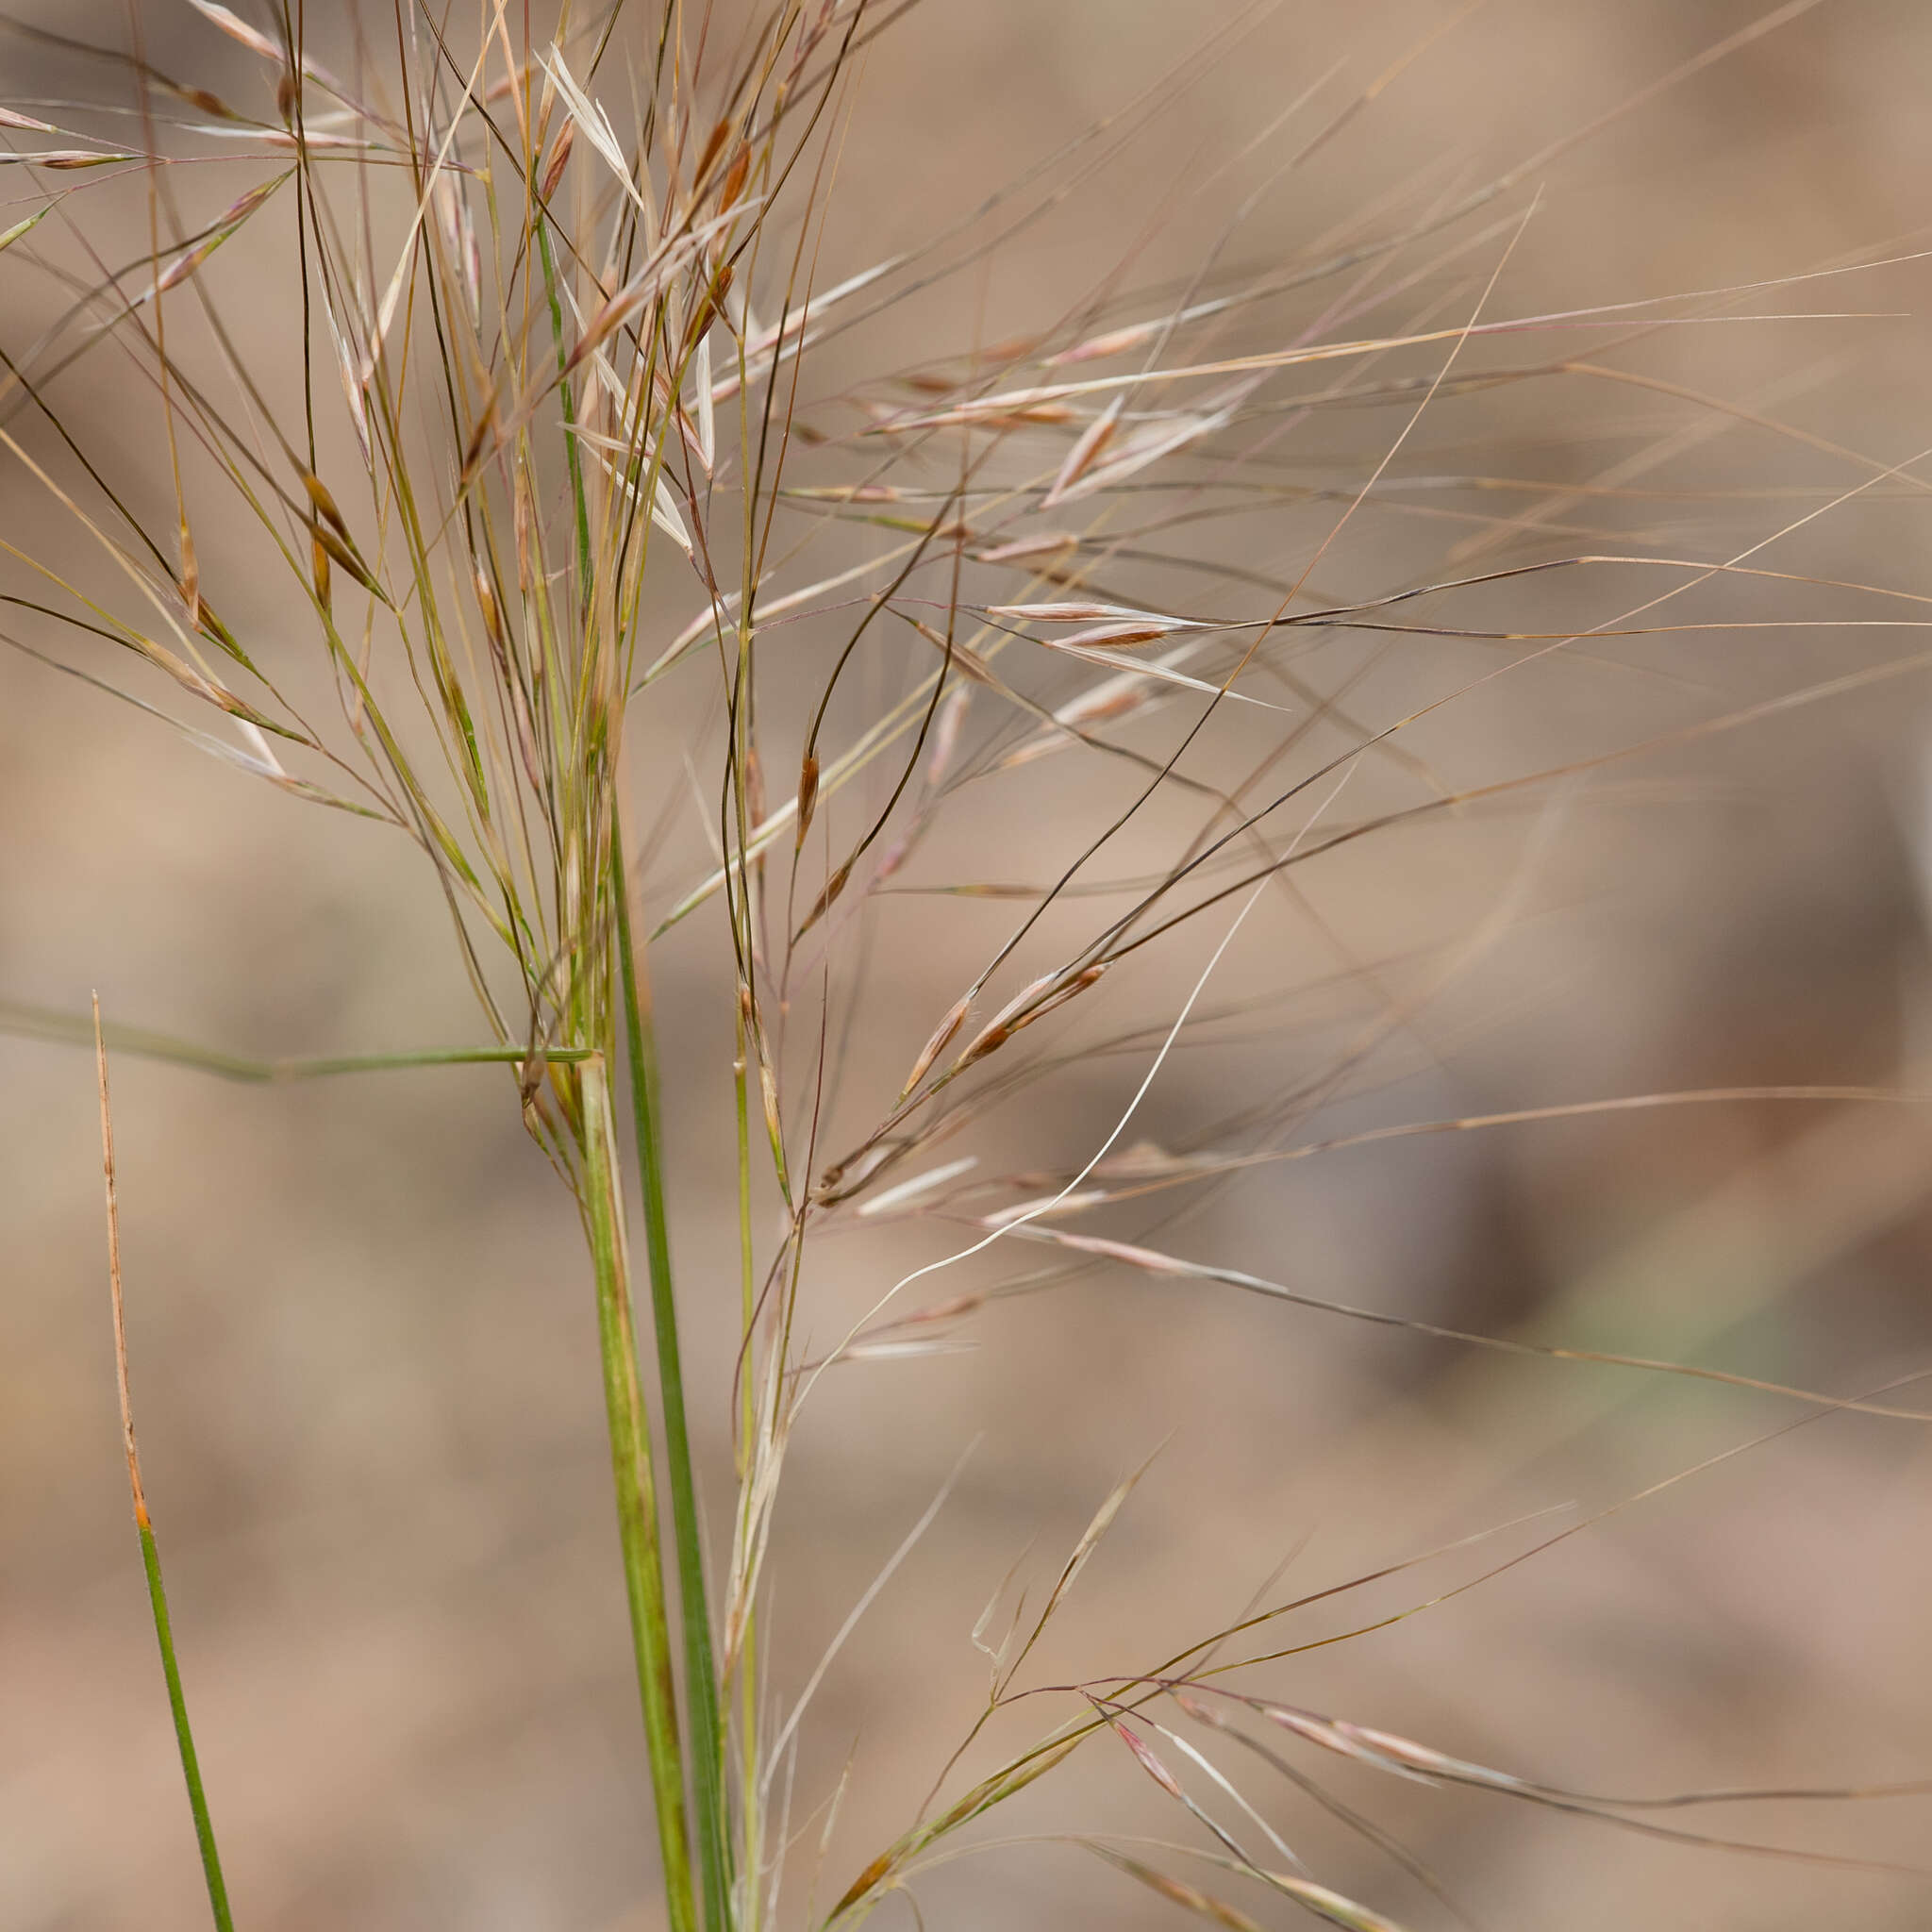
[541,169,721,1932]
[732,992,762,1932]
[614,825,734,1932]
[137,1520,234,1932]
[580,1052,699,1932]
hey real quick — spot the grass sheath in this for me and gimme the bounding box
[92,997,235,1932]
[616,818,735,1932]
[579,1044,699,1932]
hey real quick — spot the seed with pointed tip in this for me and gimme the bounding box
[1109,1717,1185,1798]
[176,525,201,629]
[830,1853,894,1921]
[474,567,505,650]
[313,524,383,598]
[800,859,852,933]
[758,1057,783,1146]
[693,115,732,187]
[901,994,970,1097]
[539,119,575,201]
[956,1020,1010,1069]
[794,753,820,848]
[1043,399,1120,505]
[299,470,350,540]
[460,401,498,483]
[512,482,535,591]
[744,741,767,827]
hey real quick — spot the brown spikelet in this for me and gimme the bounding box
[28,151,138,169]
[684,260,732,353]
[956,1020,1012,1070]
[830,1852,895,1923]
[460,397,499,485]
[1032,963,1107,1018]
[310,527,331,613]
[1090,1851,1269,1932]
[512,476,535,592]
[192,0,279,58]
[275,70,297,123]
[719,142,751,211]
[926,685,971,790]
[987,600,1166,624]
[901,993,971,1098]
[794,753,820,848]
[1108,1714,1186,1799]
[1049,320,1163,365]
[474,565,505,652]
[907,616,996,686]
[176,524,202,630]
[1047,621,1180,650]
[299,470,350,541]
[975,531,1078,563]
[744,741,767,829]
[692,115,732,189]
[799,859,852,934]
[539,118,575,202]
[952,965,1105,1072]
[758,1053,784,1153]
[313,524,385,600]
[155,242,218,300]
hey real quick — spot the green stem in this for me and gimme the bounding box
[614,824,734,1932]
[733,992,761,1932]
[138,1518,234,1930]
[3,1000,590,1082]
[581,1053,699,1932]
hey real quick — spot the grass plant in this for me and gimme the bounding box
[7,1,1932,1926]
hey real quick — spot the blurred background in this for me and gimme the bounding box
[7,1,1932,1927]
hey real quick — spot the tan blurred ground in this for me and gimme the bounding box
[7,3,1932,1928]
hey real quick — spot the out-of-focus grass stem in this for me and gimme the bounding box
[615,821,735,1932]
[92,996,236,1932]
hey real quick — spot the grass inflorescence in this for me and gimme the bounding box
[8,1,1932,1926]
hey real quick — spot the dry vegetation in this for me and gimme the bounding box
[6,2,1932,1927]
